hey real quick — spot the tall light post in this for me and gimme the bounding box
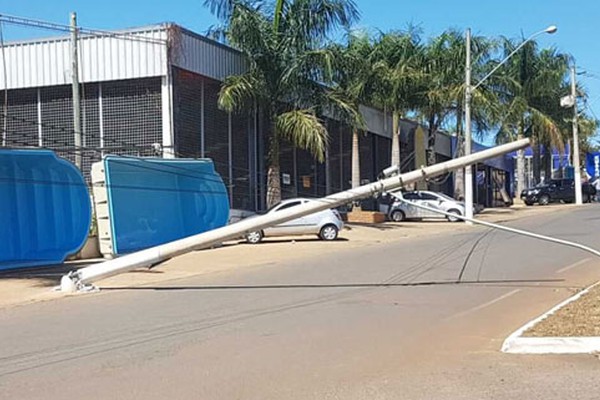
[463,25,557,223]
[563,63,582,205]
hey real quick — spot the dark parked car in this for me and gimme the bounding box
[520,179,596,205]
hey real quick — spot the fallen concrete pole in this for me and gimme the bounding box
[60,139,530,292]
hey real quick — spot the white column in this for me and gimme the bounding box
[161,74,175,158]
[228,112,233,205]
[37,88,42,147]
[200,79,205,157]
[98,83,104,156]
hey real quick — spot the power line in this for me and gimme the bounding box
[0,13,167,46]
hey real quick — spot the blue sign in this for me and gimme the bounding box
[586,152,600,180]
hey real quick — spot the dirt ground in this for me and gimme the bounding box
[524,283,600,337]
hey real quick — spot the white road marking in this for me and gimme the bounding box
[556,258,592,274]
[445,289,521,321]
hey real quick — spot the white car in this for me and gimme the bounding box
[380,190,466,222]
[245,198,344,244]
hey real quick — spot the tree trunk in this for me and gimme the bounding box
[532,134,541,185]
[453,107,464,200]
[543,139,552,181]
[351,128,360,188]
[266,121,281,208]
[427,117,437,167]
[351,128,361,211]
[266,165,281,208]
[391,112,400,167]
[516,129,527,197]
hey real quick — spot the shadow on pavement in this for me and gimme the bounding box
[101,278,567,292]
[249,237,350,244]
[0,260,102,287]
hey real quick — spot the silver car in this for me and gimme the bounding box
[245,198,344,244]
[382,190,466,222]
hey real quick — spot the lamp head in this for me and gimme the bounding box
[545,25,558,34]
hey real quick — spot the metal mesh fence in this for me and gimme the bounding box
[231,111,251,209]
[173,68,256,210]
[1,88,38,148]
[327,119,343,194]
[173,68,203,158]
[279,138,296,200]
[81,83,101,182]
[203,78,230,184]
[341,125,352,191]
[1,72,417,211]
[2,78,162,183]
[102,78,162,157]
[375,135,391,177]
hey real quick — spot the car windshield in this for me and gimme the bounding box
[265,202,282,213]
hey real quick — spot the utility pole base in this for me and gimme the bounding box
[58,274,96,293]
[60,275,78,293]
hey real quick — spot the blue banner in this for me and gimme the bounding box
[586,152,600,180]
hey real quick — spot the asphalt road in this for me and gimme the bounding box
[2,205,600,399]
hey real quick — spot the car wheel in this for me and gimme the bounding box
[319,224,339,241]
[245,231,263,244]
[524,201,534,206]
[390,210,405,222]
[539,194,550,206]
[446,209,462,222]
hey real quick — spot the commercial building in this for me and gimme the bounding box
[0,23,452,211]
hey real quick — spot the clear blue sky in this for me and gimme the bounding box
[2,0,599,142]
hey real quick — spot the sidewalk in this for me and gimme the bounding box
[0,204,574,309]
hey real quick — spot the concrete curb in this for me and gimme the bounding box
[502,280,600,354]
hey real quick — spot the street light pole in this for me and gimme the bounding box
[464,28,473,224]
[70,12,82,170]
[463,25,557,223]
[571,63,583,205]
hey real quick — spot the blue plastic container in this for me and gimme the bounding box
[0,150,91,270]
[103,157,230,255]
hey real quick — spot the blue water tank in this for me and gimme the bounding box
[99,157,230,255]
[0,150,91,270]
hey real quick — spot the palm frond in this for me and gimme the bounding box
[275,109,329,162]
[326,89,366,129]
[218,73,263,112]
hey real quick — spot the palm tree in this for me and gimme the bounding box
[416,30,467,168]
[454,33,498,199]
[327,32,373,191]
[371,29,423,170]
[492,39,570,195]
[204,0,359,207]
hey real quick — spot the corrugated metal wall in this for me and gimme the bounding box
[172,28,247,82]
[0,27,168,90]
